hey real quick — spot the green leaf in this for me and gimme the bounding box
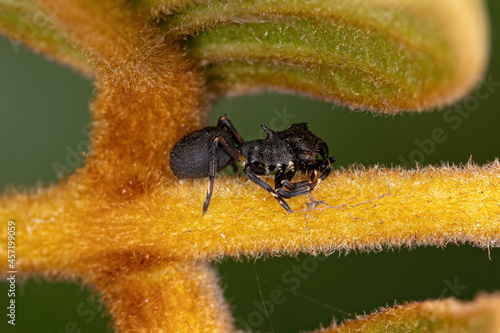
[0,0,89,74]
[138,0,489,112]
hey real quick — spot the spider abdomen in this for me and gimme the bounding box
[169,127,235,179]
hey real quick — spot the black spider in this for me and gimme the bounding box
[169,115,336,214]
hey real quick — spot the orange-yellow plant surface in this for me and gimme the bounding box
[316,293,500,333]
[0,0,498,332]
[2,163,500,273]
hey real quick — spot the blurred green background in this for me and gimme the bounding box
[1,1,500,332]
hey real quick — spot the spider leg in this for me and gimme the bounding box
[276,162,312,198]
[282,179,310,191]
[313,156,336,187]
[249,161,268,175]
[230,162,240,177]
[243,164,292,214]
[218,114,244,145]
[300,155,336,192]
[278,156,336,197]
[203,135,244,215]
[275,162,295,189]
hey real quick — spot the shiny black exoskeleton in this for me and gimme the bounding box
[169,115,336,214]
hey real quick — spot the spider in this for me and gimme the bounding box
[169,115,336,214]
